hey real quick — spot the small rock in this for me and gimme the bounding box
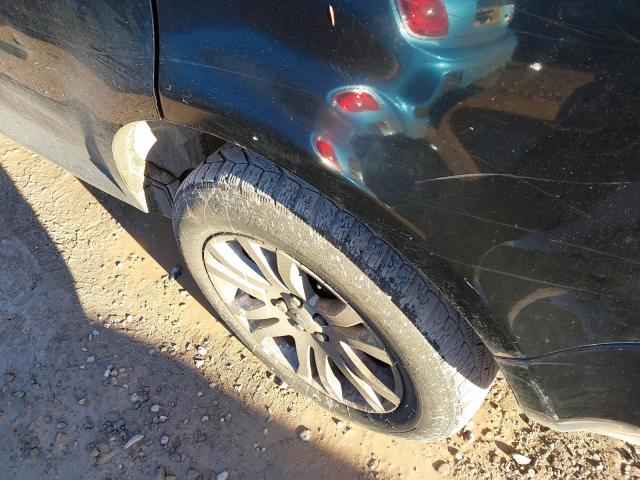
[160,435,170,445]
[112,418,126,429]
[86,355,95,363]
[201,415,209,422]
[197,391,203,397]
[216,471,228,480]
[131,392,149,403]
[123,434,144,450]
[97,441,111,454]
[463,430,475,443]
[298,428,311,442]
[155,465,167,480]
[151,404,161,412]
[512,453,532,465]
[83,416,95,429]
[78,398,89,406]
[194,357,205,369]
[275,377,288,389]
[196,345,208,355]
[56,422,67,430]
[484,431,495,441]
[208,382,216,389]
[89,447,100,458]
[435,461,451,477]
[115,260,123,268]
[263,428,269,435]
[367,457,380,471]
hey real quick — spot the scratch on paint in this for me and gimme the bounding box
[415,172,631,186]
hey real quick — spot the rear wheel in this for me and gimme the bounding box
[172,144,496,440]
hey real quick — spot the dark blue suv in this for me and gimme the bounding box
[2,0,640,442]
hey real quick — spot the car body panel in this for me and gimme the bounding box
[0,0,158,205]
[155,0,640,356]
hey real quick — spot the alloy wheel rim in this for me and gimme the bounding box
[202,234,404,413]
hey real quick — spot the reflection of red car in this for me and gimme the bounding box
[314,0,516,178]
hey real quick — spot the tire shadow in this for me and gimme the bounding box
[82,181,215,316]
[0,165,361,479]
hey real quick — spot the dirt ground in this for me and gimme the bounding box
[1,134,639,480]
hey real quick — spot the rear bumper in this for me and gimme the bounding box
[497,343,640,443]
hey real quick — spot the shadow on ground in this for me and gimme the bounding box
[83,181,213,315]
[0,168,361,479]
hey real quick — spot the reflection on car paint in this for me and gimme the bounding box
[312,1,517,188]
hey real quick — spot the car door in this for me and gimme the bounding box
[0,0,158,202]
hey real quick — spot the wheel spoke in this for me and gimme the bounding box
[338,344,401,406]
[204,243,272,300]
[334,327,393,364]
[314,349,344,401]
[295,338,314,383]
[276,251,315,300]
[237,237,287,292]
[240,302,285,321]
[314,299,363,327]
[251,318,294,340]
[330,355,385,413]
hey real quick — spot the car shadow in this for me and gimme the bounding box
[0,166,361,479]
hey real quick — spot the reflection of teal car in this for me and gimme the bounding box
[315,1,516,174]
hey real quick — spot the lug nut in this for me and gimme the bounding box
[275,299,288,312]
[314,332,329,342]
[290,295,303,308]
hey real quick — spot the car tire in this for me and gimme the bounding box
[172,144,497,440]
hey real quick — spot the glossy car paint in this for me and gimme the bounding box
[2,0,640,437]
